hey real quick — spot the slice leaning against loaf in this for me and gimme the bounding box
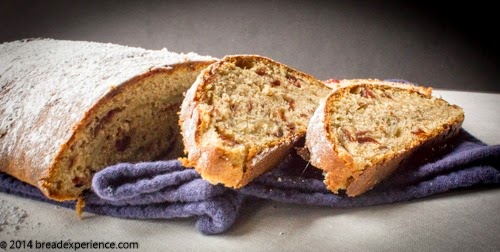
[306,81,464,196]
[0,38,215,201]
[179,55,332,188]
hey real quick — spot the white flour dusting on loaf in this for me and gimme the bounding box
[1,38,209,169]
[0,38,215,201]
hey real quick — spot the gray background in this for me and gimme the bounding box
[1,0,498,93]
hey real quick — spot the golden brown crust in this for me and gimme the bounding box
[306,100,354,193]
[180,55,331,188]
[306,82,464,196]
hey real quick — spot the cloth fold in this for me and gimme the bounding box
[0,160,243,235]
[1,129,499,234]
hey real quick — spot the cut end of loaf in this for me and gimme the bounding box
[41,62,211,201]
[180,55,331,188]
[307,83,464,196]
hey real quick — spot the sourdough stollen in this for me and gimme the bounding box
[306,81,465,196]
[2,73,499,234]
[0,38,215,201]
[179,55,332,188]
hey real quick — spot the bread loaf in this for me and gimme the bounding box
[0,38,215,201]
[306,80,464,196]
[179,55,331,188]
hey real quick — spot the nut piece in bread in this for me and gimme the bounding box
[179,55,331,188]
[0,38,215,201]
[305,81,464,196]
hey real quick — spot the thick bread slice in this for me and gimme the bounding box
[306,82,464,196]
[179,55,331,188]
[0,39,215,201]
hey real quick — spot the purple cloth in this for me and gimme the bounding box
[1,130,499,234]
[241,130,500,207]
[0,160,243,235]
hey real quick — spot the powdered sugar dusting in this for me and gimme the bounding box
[0,38,215,185]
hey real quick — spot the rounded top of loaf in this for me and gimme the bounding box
[0,38,215,178]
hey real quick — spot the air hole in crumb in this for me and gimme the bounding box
[115,136,131,152]
[234,59,255,69]
[347,176,355,183]
[72,177,86,188]
[286,73,297,81]
[350,87,360,94]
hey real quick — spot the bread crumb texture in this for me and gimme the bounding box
[321,84,464,194]
[181,55,331,188]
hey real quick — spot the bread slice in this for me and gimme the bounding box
[0,39,215,201]
[305,81,464,196]
[179,55,332,188]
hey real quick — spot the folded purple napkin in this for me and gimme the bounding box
[0,160,243,235]
[240,130,500,207]
[1,129,499,234]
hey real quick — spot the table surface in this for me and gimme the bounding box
[1,90,499,252]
